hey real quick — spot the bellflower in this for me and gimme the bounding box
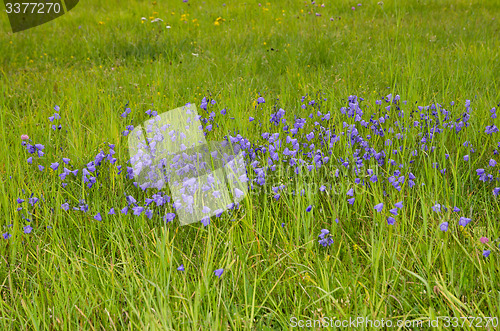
[23,225,33,234]
[164,213,176,223]
[459,217,471,227]
[214,268,224,278]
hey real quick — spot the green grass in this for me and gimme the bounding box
[1,0,499,329]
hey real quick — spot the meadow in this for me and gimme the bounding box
[0,0,499,329]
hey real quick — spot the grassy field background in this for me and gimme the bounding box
[1,0,499,329]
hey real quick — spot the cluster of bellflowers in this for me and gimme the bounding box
[6,96,500,257]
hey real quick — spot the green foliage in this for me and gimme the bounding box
[0,0,499,329]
